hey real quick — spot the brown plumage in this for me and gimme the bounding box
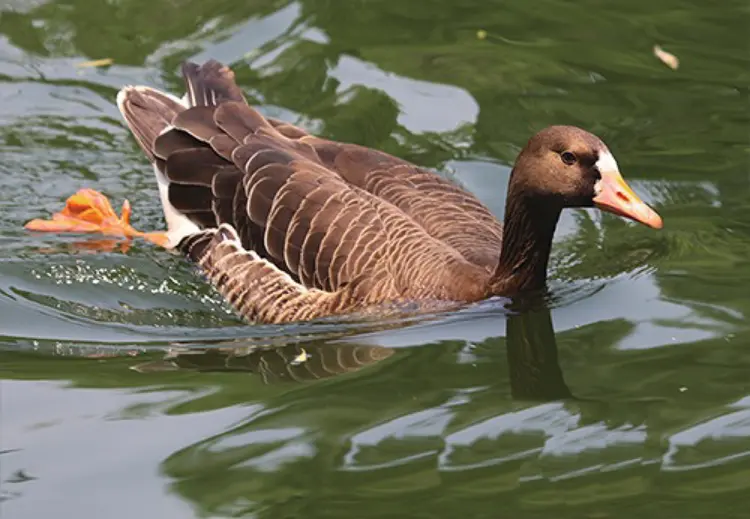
[106,59,662,324]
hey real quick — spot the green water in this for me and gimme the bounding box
[1,0,749,517]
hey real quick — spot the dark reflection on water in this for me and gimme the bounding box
[2,0,750,517]
[129,296,572,400]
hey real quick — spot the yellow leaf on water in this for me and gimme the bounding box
[653,45,679,70]
[290,348,310,366]
[76,58,114,68]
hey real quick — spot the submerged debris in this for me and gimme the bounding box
[653,45,679,70]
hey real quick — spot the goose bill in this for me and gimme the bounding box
[592,171,663,229]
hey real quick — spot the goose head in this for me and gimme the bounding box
[510,125,663,229]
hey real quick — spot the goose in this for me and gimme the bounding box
[26,60,663,324]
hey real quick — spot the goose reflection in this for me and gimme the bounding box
[149,299,583,516]
[504,296,572,401]
[132,336,397,383]
[132,297,573,401]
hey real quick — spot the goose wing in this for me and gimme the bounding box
[265,123,504,271]
[177,60,503,271]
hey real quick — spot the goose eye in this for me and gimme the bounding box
[560,151,577,166]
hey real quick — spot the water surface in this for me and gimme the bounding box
[1,0,749,517]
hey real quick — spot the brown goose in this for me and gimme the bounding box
[26,59,663,324]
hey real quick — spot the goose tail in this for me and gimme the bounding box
[116,84,202,249]
[114,60,247,249]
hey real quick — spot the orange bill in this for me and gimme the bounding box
[25,188,168,248]
[593,171,663,229]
